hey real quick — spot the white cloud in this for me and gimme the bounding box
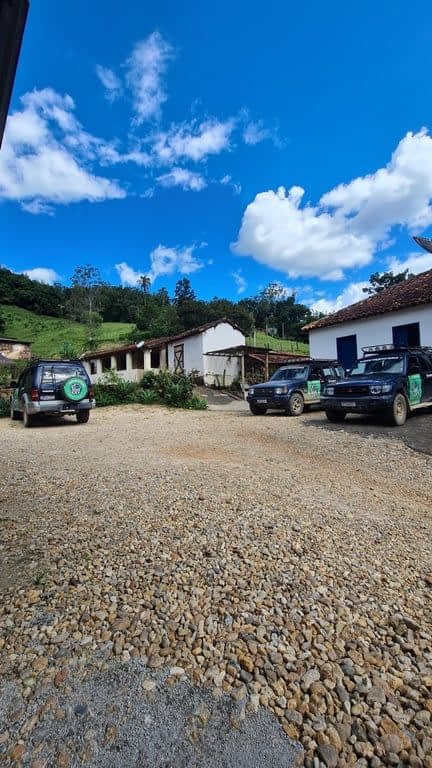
[233,130,432,280]
[95,65,122,102]
[388,251,432,275]
[0,88,126,212]
[156,167,207,191]
[21,200,55,215]
[116,245,204,287]
[148,244,203,282]
[115,262,143,287]
[309,281,369,315]
[22,267,61,284]
[220,174,242,195]
[153,118,235,164]
[231,270,247,294]
[125,32,174,124]
[243,120,272,146]
[233,185,372,280]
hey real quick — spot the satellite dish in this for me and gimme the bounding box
[413,235,432,254]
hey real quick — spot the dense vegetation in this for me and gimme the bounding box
[0,266,317,348]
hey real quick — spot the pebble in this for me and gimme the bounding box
[1,407,431,768]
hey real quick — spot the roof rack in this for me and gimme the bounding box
[362,344,432,355]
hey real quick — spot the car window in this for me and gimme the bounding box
[41,364,87,385]
[271,366,308,381]
[407,356,426,374]
[350,356,404,375]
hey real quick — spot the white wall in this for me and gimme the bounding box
[204,354,241,386]
[202,323,245,385]
[202,323,245,353]
[167,333,204,374]
[309,305,432,359]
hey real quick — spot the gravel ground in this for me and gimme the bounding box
[0,405,432,768]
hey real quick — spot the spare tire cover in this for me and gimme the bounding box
[61,377,89,402]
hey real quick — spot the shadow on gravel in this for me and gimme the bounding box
[0,662,303,768]
[303,409,432,456]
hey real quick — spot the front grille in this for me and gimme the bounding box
[253,388,276,397]
[336,384,369,396]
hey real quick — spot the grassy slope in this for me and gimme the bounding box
[245,330,309,355]
[1,305,134,358]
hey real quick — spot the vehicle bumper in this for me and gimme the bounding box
[26,399,96,415]
[321,396,394,413]
[247,396,289,409]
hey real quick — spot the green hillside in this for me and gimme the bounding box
[246,330,309,355]
[1,305,134,358]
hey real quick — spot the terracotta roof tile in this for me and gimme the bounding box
[303,269,432,331]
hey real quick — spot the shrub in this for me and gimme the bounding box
[0,397,9,418]
[135,388,159,405]
[140,370,157,389]
[93,369,137,407]
[184,394,208,410]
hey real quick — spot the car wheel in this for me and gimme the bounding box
[385,393,407,426]
[286,392,304,416]
[249,403,267,415]
[23,406,34,428]
[76,410,90,424]
[326,409,346,423]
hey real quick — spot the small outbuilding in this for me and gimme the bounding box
[81,319,246,387]
[303,269,432,369]
[0,337,31,361]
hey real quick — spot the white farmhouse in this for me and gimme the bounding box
[81,319,245,387]
[303,269,432,369]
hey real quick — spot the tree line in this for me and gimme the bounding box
[0,265,413,348]
[0,266,318,346]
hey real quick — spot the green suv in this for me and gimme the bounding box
[10,360,95,428]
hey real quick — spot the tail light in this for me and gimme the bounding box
[89,385,94,400]
[30,387,40,402]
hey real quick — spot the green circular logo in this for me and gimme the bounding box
[62,377,88,402]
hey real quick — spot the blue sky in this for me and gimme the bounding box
[2,0,432,313]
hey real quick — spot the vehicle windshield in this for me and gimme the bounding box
[41,364,86,384]
[350,356,404,376]
[271,366,308,381]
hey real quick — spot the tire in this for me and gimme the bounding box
[23,406,34,428]
[76,410,90,424]
[326,410,346,423]
[249,403,267,415]
[286,392,304,416]
[385,393,407,427]
[61,377,89,403]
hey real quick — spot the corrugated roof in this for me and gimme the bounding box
[303,269,432,331]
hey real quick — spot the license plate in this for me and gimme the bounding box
[256,398,268,404]
[341,401,356,407]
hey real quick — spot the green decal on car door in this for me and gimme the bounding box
[407,374,422,405]
[306,380,321,400]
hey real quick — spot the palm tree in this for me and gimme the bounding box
[139,275,151,293]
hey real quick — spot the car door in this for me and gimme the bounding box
[419,354,432,403]
[406,355,430,406]
[305,365,322,403]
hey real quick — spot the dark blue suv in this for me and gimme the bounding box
[247,359,344,416]
[321,345,432,426]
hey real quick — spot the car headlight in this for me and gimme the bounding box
[274,386,288,395]
[325,386,334,396]
[382,384,392,394]
[248,388,254,396]
[370,385,382,394]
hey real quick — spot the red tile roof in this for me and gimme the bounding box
[81,319,243,360]
[303,269,432,331]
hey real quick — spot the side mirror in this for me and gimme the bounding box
[9,380,18,389]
